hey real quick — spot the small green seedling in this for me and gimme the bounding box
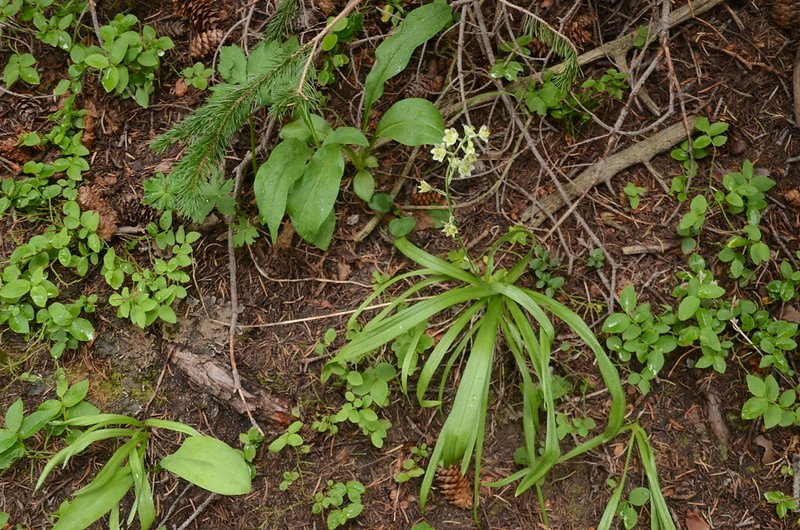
[3,52,40,87]
[268,421,309,453]
[280,470,300,491]
[623,182,645,210]
[180,62,213,90]
[587,248,605,269]
[394,444,429,483]
[312,479,365,530]
[764,490,797,519]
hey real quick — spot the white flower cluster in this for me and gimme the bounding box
[430,124,490,179]
[423,124,490,239]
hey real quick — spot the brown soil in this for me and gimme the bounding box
[1,0,800,529]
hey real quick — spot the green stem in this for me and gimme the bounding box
[248,113,258,177]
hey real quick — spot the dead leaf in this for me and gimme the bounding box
[755,434,778,465]
[780,305,800,324]
[175,77,188,97]
[785,188,800,207]
[685,511,710,530]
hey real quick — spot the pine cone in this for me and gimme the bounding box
[189,28,224,58]
[436,465,472,509]
[152,19,188,38]
[773,0,800,30]
[77,186,119,241]
[0,138,32,167]
[410,189,446,206]
[531,13,595,56]
[785,188,800,207]
[173,0,232,31]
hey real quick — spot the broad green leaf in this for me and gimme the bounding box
[160,436,251,495]
[101,66,120,92]
[0,279,30,299]
[352,170,375,202]
[375,98,445,146]
[0,429,20,453]
[324,127,369,146]
[254,139,312,243]
[83,53,109,69]
[363,1,452,118]
[602,313,631,334]
[53,465,133,530]
[741,397,768,419]
[62,379,90,408]
[218,44,247,84]
[304,208,336,250]
[618,284,636,314]
[286,144,344,241]
[5,399,23,432]
[69,318,95,341]
[677,296,700,321]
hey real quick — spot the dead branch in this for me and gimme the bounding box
[518,0,728,81]
[794,45,800,127]
[522,116,697,227]
[168,343,291,424]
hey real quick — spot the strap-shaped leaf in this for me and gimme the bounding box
[362,1,452,121]
[52,464,133,530]
[395,237,482,286]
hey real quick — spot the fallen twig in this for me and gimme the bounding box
[793,45,800,127]
[522,116,697,227]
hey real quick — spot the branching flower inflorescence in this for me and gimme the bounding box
[420,125,490,239]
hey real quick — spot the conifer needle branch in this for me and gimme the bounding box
[296,0,364,96]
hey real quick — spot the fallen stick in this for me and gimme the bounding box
[621,240,681,255]
[167,342,292,425]
[517,0,728,82]
[794,45,800,127]
[523,117,696,227]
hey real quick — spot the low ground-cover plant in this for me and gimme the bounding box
[152,0,453,251]
[311,479,365,530]
[38,413,251,529]
[324,126,625,511]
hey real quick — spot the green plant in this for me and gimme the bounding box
[603,284,677,395]
[324,127,625,511]
[668,254,732,373]
[268,420,309,453]
[632,26,650,49]
[597,423,676,530]
[239,426,264,464]
[317,362,395,447]
[153,0,452,242]
[764,490,798,519]
[528,239,564,297]
[37,413,251,530]
[2,52,40,87]
[280,470,300,490]
[394,443,429,483]
[623,182,645,210]
[311,479,365,530]
[70,13,174,107]
[0,372,98,470]
[766,261,800,302]
[670,117,728,201]
[587,248,605,269]
[105,212,198,328]
[676,195,708,253]
[378,0,406,26]
[317,12,363,86]
[515,69,628,128]
[741,374,799,429]
[554,412,596,441]
[490,35,532,81]
[180,61,213,90]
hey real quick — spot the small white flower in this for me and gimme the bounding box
[477,125,490,142]
[442,128,458,146]
[463,125,476,138]
[418,180,434,193]
[430,144,447,162]
[457,158,473,178]
[463,141,476,156]
[443,218,459,238]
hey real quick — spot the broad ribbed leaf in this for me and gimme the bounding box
[286,144,344,242]
[375,98,444,146]
[362,1,452,119]
[254,139,312,243]
[160,436,251,495]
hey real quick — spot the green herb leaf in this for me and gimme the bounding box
[160,436,252,495]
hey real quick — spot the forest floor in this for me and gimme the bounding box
[2,0,800,528]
